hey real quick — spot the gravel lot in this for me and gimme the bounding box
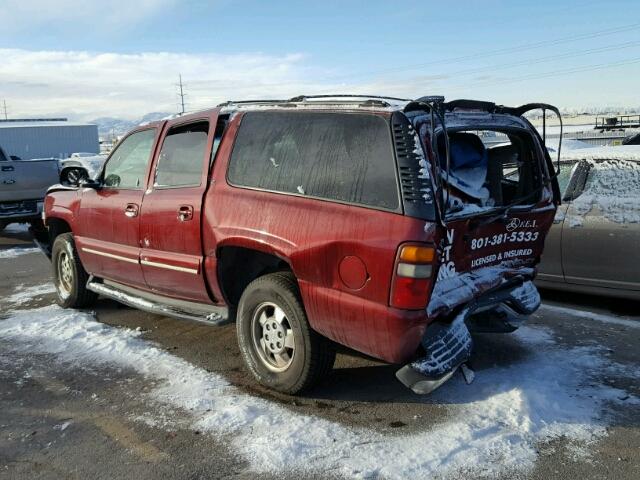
[1,225,638,480]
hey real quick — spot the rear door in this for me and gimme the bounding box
[138,113,219,302]
[562,159,640,291]
[75,127,160,288]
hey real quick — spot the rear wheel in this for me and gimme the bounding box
[237,272,335,394]
[51,233,97,308]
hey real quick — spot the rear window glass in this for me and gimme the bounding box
[227,111,399,210]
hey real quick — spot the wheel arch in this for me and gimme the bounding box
[216,244,294,307]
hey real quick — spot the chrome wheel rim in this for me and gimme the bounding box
[251,302,295,372]
[57,250,73,296]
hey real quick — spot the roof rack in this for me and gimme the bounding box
[216,99,291,107]
[289,94,411,106]
[219,94,412,109]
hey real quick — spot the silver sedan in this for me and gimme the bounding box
[536,146,640,300]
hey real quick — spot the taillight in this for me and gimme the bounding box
[390,244,436,310]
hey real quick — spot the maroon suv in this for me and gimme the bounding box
[37,95,560,394]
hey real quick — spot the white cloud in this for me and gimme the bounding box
[0,48,334,120]
[0,0,176,32]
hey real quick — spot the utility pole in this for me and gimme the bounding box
[176,75,186,115]
[2,100,7,120]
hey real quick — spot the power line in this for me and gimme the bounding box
[322,22,640,82]
[448,56,640,91]
[184,22,640,96]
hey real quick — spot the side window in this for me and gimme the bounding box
[155,122,209,188]
[0,149,7,162]
[103,129,156,189]
[227,111,399,210]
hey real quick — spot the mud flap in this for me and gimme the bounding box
[396,309,473,394]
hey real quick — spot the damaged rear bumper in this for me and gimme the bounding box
[397,279,540,394]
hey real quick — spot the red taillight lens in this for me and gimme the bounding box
[390,244,435,310]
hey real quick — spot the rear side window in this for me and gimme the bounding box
[104,129,156,189]
[154,121,209,188]
[227,111,399,210]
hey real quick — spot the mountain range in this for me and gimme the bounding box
[91,112,172,137]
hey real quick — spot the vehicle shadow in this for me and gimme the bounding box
[311,331,535,405]
[539,287,640,316]
[90,299,639,432]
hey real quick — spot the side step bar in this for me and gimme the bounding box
[86,279,231,326]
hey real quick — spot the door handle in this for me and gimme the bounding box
[1,165,14,172]
[178,205,194,221]
[124,203,139,218]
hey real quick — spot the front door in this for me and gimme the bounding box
[139,116,216,302]
[562,159,640,291]
[75,128,160,288]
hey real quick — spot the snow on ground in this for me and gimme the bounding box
[560,145,640,162]
[6,283,56,306]
[0,246,39,259]
[3,223,30,233]
[1,299,637,480]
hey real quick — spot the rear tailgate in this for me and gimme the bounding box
[428,208,555,317]
[0,159,60,203]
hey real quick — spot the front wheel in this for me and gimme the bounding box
[51,233,97,308]
[237,272,335,394]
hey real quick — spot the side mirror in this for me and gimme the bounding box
[79,178,101,189]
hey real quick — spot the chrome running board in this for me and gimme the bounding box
[86,279,231,326]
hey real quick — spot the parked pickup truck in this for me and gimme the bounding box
[38,95,560,394]
[0,144,59,230]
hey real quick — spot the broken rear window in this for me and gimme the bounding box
[434,129,542,216]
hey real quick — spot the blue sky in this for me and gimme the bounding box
[1,0,639,119]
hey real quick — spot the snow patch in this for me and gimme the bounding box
[3,223,30,233]
[0,246,39,259]
[0,305,636,479]
[7,284,56,306]
[570,159,640,224]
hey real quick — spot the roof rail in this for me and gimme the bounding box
[216,99,291,107]
[218,95,413,110]
[289,94,411,105]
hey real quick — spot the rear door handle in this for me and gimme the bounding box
[178,205,194,221]
[124,203,139,218]
[1,166,14,172]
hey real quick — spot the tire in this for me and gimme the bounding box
[51,233,97,308]
[237,272,335,395]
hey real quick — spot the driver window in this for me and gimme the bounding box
[103,129,156,189]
